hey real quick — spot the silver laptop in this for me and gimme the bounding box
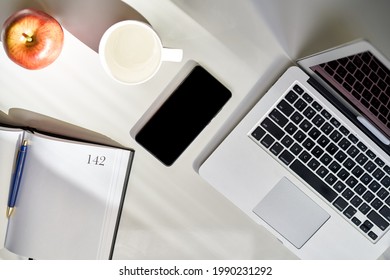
[198,40,390,259]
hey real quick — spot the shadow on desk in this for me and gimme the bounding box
[0,108,126,148]
[42,0,149,52]
[0,0,148,53]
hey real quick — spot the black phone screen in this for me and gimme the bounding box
[135,65,232,166]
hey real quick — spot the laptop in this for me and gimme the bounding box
[198,40,390,259]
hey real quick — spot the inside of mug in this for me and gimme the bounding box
[103,23,162,84]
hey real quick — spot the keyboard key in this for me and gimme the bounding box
[311,146,324,158]
[303,107,316,119]
[316,166,329,178]
[279,150,294,165]
[321,122,334,135]
[360,220,373,233]
[359,203,371,215]
[321,109,332,120]
[312,115,325,127]
[312,101,322,111]
[342,188,354,200]
[357,141,368,152]
[385,196,390,207]
[355,183,367,195]
[334,150,347,163]
[270,142,284,156]
[320,153,332,166]
[330,117,341,128]
[344,206,357,219]
[356,153,369,165]
[293,84,304,95]
[285,90,298,103]
[378,188,389,200]
[343,158,356,170]
[325,173,337,186]
[380,176,390,188]
[261,134,275,148]
[348,134,359,144]
[290,143,303,155]
[330,130,342,143]
[371,198,383,210]
[251,126,266,141]
[363,191,375,203]
[299,120,312,132]
[294,98,308,111]
[269,109,288,127]
[299,151,312,163]
[379,205,390,222]
[375,158,385,168]
[339,125,350,136]
[302,93,313,103]
[261,118,285,140]
[364,161,377,173]
[360,173,373,185]
[281,135,294,148]
[337,168,349,181]
[352,166,364,178]
[338,138,352,150]
[366,150,376,160]
[308,158,320,170]
[334,181,346,193]
[333,197,348,211]
[346,176,359,188]
[367,211,389,231]
[308,127,321,140]
[368,231,378,240]
[351,196,363,207]
[329,161,341,173]
[352,217,362,226]
[347,146,359,158]
[326,143,339,155]
[317,135,330,147]
[277,100,294,116]
[303,138,315,151]
[368,181,381,193]
[290,160,337,202]
[293,130,306,143]
[285,122,298,135]
[291,111,304,124]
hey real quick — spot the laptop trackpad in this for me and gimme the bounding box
[253,177,330,249]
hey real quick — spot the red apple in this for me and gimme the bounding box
[1,8,64,70]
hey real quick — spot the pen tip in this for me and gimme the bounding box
[6,207,14,218]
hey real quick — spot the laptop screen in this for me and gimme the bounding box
[309,51,390,140]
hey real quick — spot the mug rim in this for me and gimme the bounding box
[98,20,163,85]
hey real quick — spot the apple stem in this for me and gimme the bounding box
[22,33,33,43]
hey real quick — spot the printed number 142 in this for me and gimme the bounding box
[87,155,106,166]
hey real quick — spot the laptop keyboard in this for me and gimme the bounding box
[249,83,390,243]
[311,51,390,138]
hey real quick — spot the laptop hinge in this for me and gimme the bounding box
[308,76,390,156]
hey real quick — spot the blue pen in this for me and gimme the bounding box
[7,139,28,218]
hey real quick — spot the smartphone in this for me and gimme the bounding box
[134,65,232,166]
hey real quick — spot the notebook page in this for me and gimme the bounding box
[4,132,131,259]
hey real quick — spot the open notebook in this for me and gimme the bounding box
[0,112,134,259]
[199,40,390,259]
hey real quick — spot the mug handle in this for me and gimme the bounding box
[161,48,183,62]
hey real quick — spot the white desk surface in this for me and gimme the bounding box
[1,0,390,260]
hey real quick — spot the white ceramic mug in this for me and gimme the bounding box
[99,20,183,85]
